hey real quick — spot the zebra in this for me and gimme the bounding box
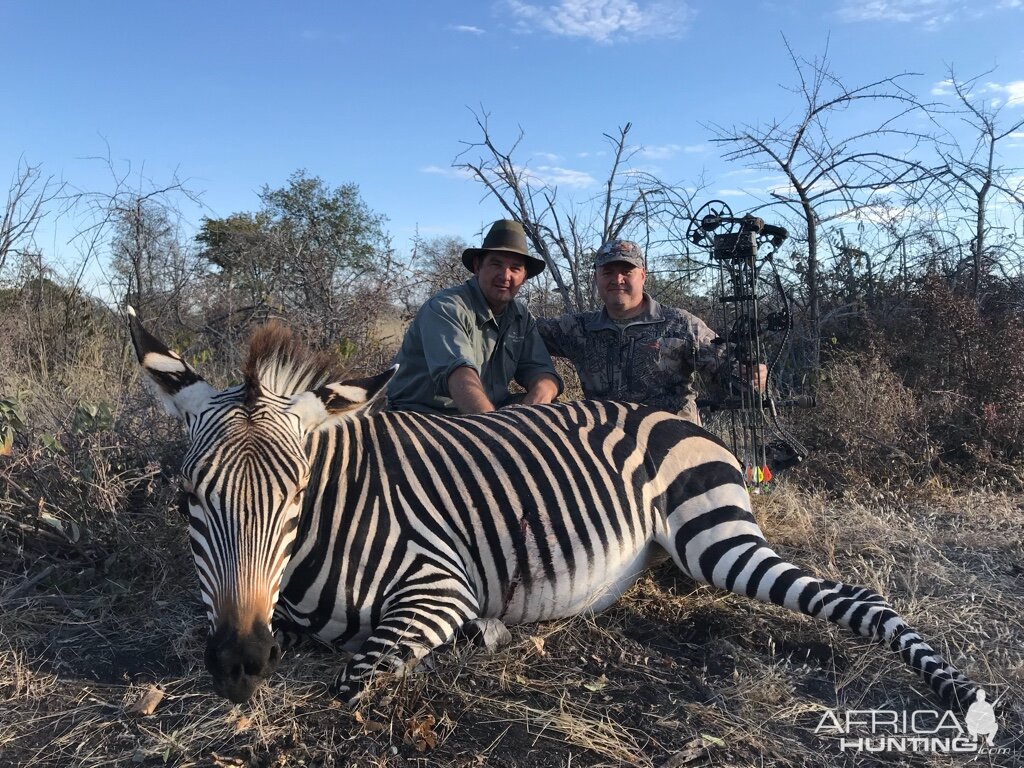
[127,309,983,710]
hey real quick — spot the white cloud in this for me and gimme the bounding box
[507,0,696,43]
[983,80,1024,107]
[639,143,682,160]
[419,165,476,180]
[634,143,705,160]
[523,164,596,188]
[423,161,595,189]
[931,79,1024,107]
[532,151,563,163]
[837,0,955,27]
[451,24,485,34]
[839,0,1022,27]
[715,188,750,198]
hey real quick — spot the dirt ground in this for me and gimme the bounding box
[1,483,1022,767]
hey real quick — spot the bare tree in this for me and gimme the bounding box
[407,234,469,308]
[58,149,205,331]
[923,68,1024,298]
[706,38,932,365]
[1,160,63,279]
[455,112,686,313]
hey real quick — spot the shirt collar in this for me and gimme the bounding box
[466,277,524,327]
[585,293,665,331]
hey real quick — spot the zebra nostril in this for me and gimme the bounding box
[268,644,280,664]
[230,663,243,680]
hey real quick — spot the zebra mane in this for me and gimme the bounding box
[243,321,345,404]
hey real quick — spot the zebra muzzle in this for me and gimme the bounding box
[204,621,281,703]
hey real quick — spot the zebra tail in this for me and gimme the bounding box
[721,552,982,711]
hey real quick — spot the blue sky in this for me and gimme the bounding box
[2,0,1022,286]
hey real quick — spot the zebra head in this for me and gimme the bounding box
[128,308,395,702]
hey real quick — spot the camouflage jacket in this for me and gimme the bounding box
[536,295,727,421]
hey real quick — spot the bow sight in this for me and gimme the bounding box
[687,200,813,486]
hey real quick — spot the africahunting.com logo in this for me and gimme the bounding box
[815,691,1010,755]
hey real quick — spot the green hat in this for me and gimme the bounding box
[462,219,547,278]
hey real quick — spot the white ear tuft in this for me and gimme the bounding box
[286,366,398,432]
[288,391,332,432]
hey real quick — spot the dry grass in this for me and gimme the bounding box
[1,303,1022,766]
[1,475,1022,767]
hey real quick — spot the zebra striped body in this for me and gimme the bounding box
[128,313,983,709]
[278,402,696,646]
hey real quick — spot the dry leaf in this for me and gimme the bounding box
[356,710,388,733]
[583,675,607,692]
[233,714,251,733]
[127,684,165,717]
[210,754,245,767]
[659,735,725,767]
[405,714,437,752]
[528,635,546,656]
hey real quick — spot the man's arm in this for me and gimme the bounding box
[535,316,571,358]
[520,373,559,405]
[513,317,564,403]
[447,366,496,414]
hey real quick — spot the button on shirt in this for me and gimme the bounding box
[387,278,563,414]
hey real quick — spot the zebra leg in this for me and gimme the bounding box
[331,599,479,705]
[660,482,982,709]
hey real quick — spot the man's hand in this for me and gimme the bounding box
[448,367,496,414]
[520,374,559,406]
[739,363,769,392]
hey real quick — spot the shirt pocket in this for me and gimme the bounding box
[581,336,612,398]
[500,332,522,382]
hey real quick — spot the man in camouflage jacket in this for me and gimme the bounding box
[537,240,752,424]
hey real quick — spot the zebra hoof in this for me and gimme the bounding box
[329,677,364,707]
[462,618,512,652]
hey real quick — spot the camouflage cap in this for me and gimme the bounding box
[594,240,645,269]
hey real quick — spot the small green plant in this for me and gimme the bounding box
[40,433,65,455]
[72,401,113,435]
[0,397,25,457]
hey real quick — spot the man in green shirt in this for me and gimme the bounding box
[387,220,562,415]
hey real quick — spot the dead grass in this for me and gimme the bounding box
[2,317,1023,765]
[1,481,1023,766]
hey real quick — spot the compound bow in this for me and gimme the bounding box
[686,200,813,486]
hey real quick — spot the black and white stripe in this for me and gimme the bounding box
[129,313,982,709]
[268,401,978,708]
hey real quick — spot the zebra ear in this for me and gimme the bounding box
[127,306,217,420]
[288,366,397,432]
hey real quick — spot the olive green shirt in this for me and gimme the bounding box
[386,278,563,415]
